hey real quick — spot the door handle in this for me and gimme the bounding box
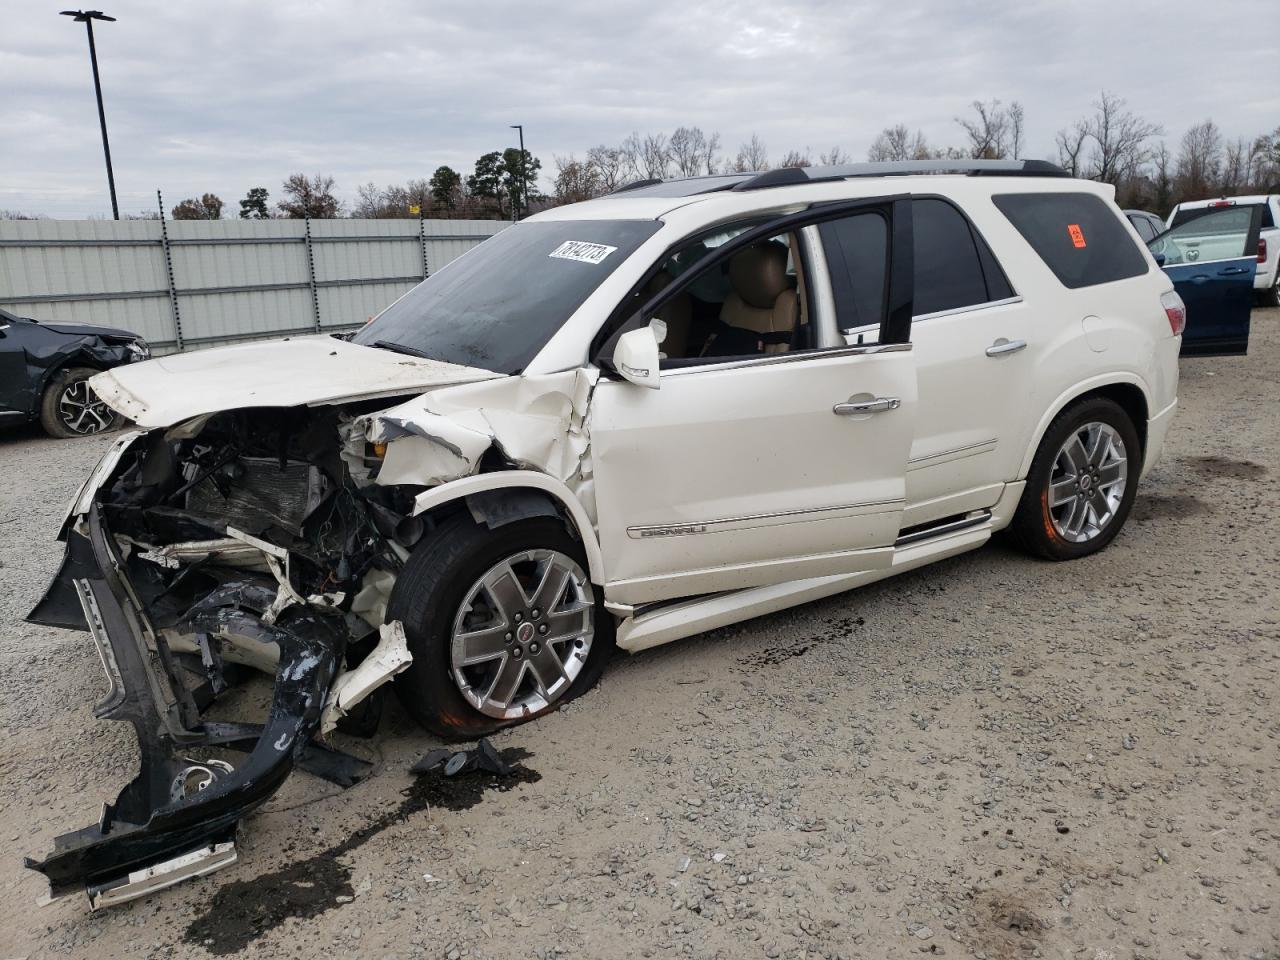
[985,338,1027,357]
[833,397,900,416]
[1218,267,1250,276]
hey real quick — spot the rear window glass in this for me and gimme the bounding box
[993,193,1148,289]
[1170,203,1274,231]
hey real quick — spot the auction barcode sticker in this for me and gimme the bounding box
[549,240,618,264]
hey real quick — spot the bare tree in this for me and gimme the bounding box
[1151,141,1174,214]
[669,127,712,177]
[1008,102,1025,158]
[585,145,628,192]
[731,134,769,172]
[699,130,722,174]
[868,125,931,162]
[956,100,1013,159]
[1221,137,1250,194]
[1055,121,1090,177]
[641,132,672,179]
[777,149,811,168]
[817,146,851,166]
[1082,91,1162,185]
[1176,119,1224,200]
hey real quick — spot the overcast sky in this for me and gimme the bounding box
[2,0,1277,219]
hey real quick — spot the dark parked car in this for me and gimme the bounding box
[0,307,150,438]
[1128,207,1260,356]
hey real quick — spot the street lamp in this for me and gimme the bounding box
[510,124,527,221]
[60,9,119,220]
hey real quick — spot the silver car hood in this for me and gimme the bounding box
[91,337,501,428]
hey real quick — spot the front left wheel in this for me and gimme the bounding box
[389,514,614,739]
[39,367,120,438]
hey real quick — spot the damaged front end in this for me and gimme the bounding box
[25,405,419,907]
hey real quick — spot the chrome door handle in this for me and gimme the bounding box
[985,338,1027,357]
[833,397,901,415]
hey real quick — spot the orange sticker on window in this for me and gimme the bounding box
[1068,223,1086,248]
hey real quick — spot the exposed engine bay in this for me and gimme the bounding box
[21,340,599,908]
[24,404,426,906]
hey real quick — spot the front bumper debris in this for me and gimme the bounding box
[25,504,357,908]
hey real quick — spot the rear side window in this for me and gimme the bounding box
[912,197,1013,315]
[993,192,1148,289]
[817,212,889,330]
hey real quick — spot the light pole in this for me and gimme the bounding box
[510,124,527,221]
[61,9,119,220]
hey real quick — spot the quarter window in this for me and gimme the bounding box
[816,212,889,331]
[912,198,1011,315]
[994,192,1149,289]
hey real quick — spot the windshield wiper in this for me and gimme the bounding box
[369,339,434,360]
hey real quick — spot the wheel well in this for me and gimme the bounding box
[1083,382,1148,457]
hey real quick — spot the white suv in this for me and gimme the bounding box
[28,159,1184,903]
[1168,194,1280,306]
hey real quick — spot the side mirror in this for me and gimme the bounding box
[1153,252,1166,267]
[612,319,666,389]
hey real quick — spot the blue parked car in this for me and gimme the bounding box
[1129,206,1260,356]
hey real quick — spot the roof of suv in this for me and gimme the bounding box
[531,159,1076,223]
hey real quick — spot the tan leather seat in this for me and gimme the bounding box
[718,241,797,354]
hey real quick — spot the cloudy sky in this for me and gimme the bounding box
[2,0,1277,218]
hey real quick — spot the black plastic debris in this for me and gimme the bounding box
[411,738,513,778]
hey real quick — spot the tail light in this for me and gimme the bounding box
[1161,291,1186,337]
[1258,237,1267,264]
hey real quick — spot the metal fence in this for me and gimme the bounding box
[0,217,505,352]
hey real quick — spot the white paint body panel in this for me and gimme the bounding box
[589,347,916,603]
[91,336,499,427]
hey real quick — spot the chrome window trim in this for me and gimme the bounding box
[659,341,911,377]
[840,295,1025,341]
[627,497,905,539]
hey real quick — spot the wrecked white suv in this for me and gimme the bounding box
[26,160,1183,904]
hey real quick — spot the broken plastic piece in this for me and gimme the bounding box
[411,738,513,778]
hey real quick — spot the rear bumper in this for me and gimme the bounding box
[1142,398,1178,479]
[24,504,344,906]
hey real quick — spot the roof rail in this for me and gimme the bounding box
[612,178,663,194]
[732,158,1070,191]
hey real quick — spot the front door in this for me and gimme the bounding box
[588,198,918,606]
[1150,205,1261,356]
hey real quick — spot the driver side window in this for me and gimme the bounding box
[624,225,809,364]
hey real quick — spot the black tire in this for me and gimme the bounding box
[39,367,120,439]
[389,513,614,739]
[1008,397,1142,561]
[1258,277,1280,308]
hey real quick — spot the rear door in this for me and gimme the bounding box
[0,310,35,420]
[1150,206,1261,356]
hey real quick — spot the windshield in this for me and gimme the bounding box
[353,219,661,373]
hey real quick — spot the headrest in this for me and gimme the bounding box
[728,241,789,309]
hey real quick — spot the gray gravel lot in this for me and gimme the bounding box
[1,311,1277,960]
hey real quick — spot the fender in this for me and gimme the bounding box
[1017,371,1152,479]
[410,470,606,585]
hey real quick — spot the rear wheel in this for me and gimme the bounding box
[39,367,120,438]
[1258,274,1280,308]
[390,514,614,739]
[1009,397,1141,560]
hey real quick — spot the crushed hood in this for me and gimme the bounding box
[91,336,502,427]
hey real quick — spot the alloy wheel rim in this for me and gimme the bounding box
[58,379,115,435]
[1047,421,1128,543]
[450,549,594,719]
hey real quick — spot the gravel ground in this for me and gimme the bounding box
[1,311,1277,960]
